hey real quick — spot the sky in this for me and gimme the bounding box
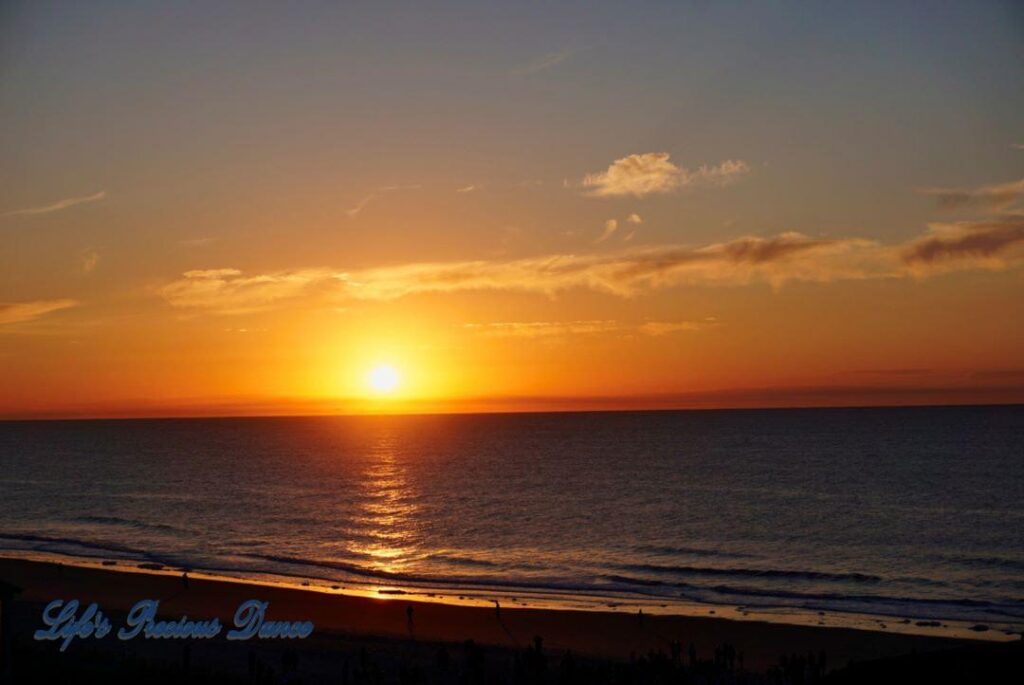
[1,1,1023,418]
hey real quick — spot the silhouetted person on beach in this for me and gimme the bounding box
[406,604,414,638]
[525,636,546,680]
[181,571,189,590]
[493,599,501,621]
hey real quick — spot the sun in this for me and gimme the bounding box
[367,364,401,395]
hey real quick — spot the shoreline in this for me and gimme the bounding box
[0,555,1006,674]
[1,549,1018,645]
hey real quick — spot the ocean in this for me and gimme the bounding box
[1,406,1022,633]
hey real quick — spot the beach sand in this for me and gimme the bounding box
[2,555,1013,683]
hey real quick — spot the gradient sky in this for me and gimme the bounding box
[2,1,1023,418]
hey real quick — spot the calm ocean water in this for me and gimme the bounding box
[1,406,1022,629]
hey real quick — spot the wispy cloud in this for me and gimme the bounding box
[581,153,750,198]
[918,178,1024,211]
[79,248,99,274]
[345,184,421,217]
[2,191,106,218]
[463,320,620,339]
[161,268,314,314]
[639,318,719,336]
[902,215,1024,268]
[456,184,478,193]
[159,215,1024,314]
[154,234,847,313]
[595,219,618,243]
[180,237,217,247]
[693,160,751,186]
[345,195,376,218]
[511,48,574,76]
[463,318,716,340]
[0,299,78,325]
[622,213,643,241]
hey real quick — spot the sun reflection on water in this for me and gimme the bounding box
[346,433,420,574]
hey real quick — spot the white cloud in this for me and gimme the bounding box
[582,153,681,197]
[581,153,750,197]
[627,213,643,224]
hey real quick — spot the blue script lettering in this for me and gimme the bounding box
[33,599,111,652]
[227,599,314,640]
[118,599,222,640]
[35,597,308,646]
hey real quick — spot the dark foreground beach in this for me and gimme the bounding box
[1,557,1018,684]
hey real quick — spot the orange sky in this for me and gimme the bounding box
[1,3,1023,418]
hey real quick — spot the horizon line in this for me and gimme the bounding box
[2,398,1022,423]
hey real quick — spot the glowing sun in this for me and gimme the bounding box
[367,364,401,394]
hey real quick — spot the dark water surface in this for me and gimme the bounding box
[1,406,1022,627]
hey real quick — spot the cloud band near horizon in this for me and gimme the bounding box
[160,216,1024,314]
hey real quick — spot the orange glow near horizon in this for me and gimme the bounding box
[2,282,1024,419]
[1,3,1023,419]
